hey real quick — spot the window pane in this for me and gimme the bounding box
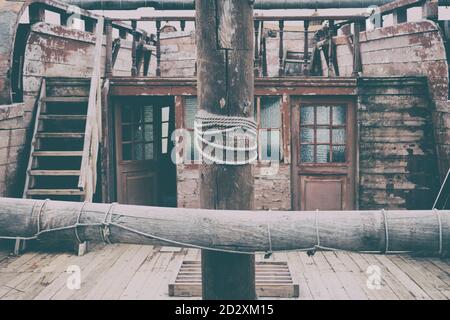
[300,145,314,163]
[133,107,142,123]
[317,129,330,143]
[161,122,169,138]
[332,128,346,145]
[122,144,132,161]
[184,97,197,129]
[162,138,168,154]
[259,130,280,161]
[260,97,281,129]
[162,107,170,122]
[144,143,154,160]
[122,105,132,122]
[135,143,143,160]
[332,106,346,125]
[316,145,330,163]
[316,106,330,125]
[122,125,132,142]
[143,105,154,123]
[135,124,144,142]
[300,106,314,125]
[332,146,346,163]
[144,124,154,142]
[300,128,314,143]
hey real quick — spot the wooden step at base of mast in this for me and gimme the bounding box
[169,261,299,298]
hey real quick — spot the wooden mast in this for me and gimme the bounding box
[195,0,256,300]
[0,198,449,256]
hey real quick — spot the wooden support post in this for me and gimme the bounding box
[180,20,186,32]
[303,20,310,76]
[422,0,439,21]
[196,0,256,300]
[105,20,113,78]
[131,20,138,77]
[156,20,162,77]
[278,20,285,77]
[29,3,45,25]
[328,20,335,77]
[352,21,363,77]
[393,8,408,24]
[254,20,260,77]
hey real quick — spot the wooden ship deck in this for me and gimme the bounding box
[0,243,448,300]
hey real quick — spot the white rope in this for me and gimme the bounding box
[74,202,88,245]
[435,209,443,256]
[264,216,273,259]
[194,110,258,165]
[382,209,389,254]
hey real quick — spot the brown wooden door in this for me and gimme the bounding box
[115,101,158,206]
[291,97,356,211]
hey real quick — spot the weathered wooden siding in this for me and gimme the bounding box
[336,21,450,180]
[0,0,27,104]
[358,77,440,210]
[23,22,133,104]
[0,103,30,197]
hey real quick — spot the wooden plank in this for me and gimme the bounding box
[35,133,85,139]
[388,255,448,300]
[33,151,83,157]
[39,115,87,121]
[371,255,430,300]
[29,170,81,176]
[42,97,89,103]
[100,245,155,300]
[26,189,84,196]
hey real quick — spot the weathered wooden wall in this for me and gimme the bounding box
[336,21,450,180]
[0,0,27,104]
[23,22,133,105]
[358,77,440,209]
[0,103,30,197]
[0,19,134,197]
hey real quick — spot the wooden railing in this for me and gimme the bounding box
[78,17,104,202]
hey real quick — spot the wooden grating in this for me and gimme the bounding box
[169,261,299,298]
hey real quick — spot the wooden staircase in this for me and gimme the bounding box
[17,18,105,255]
[23,78,91,202]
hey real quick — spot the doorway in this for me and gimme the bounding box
[291,97,356,211]
[115,97,177,207]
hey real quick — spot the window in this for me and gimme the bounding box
[161,107,170,154]
[184,97,200,162]
[121,105,155,161]
[299,105,347,164]
[255,96,282,161]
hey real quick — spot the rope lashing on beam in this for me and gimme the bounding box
[2,199,446,256]
[194,110,258,165]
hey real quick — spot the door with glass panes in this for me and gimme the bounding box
[115,97,176,206]
[291,97,356,211]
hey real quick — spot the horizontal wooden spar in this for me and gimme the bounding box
[0,197,448,256]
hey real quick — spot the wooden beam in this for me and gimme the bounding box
[105,20,113,78]
[196,0,256,300]
[0,198,448,257]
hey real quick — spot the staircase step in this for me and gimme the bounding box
[40,115,87,120]
[42,97,89,103]
[36,132,85,139]
[27,189,84,196]
[32,151,83,157]
[29,170,81,176]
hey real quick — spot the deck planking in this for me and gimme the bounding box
[0,244,448,300]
